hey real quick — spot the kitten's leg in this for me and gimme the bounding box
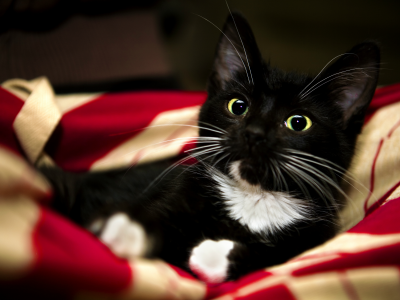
[93,213,151,259]
[189,240,285,283]
[189,239,235,283]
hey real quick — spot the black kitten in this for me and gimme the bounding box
[41,13,379,283]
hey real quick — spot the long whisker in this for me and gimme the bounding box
[197,121,228,133]
[112,123,227,137]
[211,151,230,167]
[142,145,222,193]
[141,156,194,193]
[298,53,357,97]
[224,154,234,174]
[142,123,227,135]
[203,150,225,166]
[193,13,251,84]
[284,154,368,197]
[231,78,250,92]
[123,136,223,156]
[282,154,362,217]
[122,138,219,176]
[268,160,279,191]
[185,143,221,153]
[271,158,289,192]
[284,148,374,199]
[225,0,254,85]
[288,158,355,217]
[183,150,226,178]
[189,146,223,160]
[300,67,376,99]
[284,162,338,212]
[287,159,346,200]
[280,163,312,201]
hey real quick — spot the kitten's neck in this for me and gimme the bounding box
[210,161,310,235]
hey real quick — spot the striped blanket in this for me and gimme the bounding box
[1,77,400,299]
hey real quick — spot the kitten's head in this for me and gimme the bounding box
[198,13,380,210]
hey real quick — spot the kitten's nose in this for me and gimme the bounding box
[244,126,265,146]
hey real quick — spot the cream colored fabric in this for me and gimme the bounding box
[4,77,62,164]
[2,77,400,299]
[0,147,50,280]
[90,106,200,170]
[75,260,206,300]
[340,101,400,231]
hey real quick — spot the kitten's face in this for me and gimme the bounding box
[198,13,379,207]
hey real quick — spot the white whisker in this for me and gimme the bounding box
[284,162,337,211]
[300,67,376,99]
[280,163,312,201]
[142,145,223,193]
[123,136,223,156]
[284,148,374,201]
[284,154,368,198]
[225,0,254,85]
[211,151,230,167]
[193,13,251,84]
[142,123,227,135]
[197,121,228,133]
[185,143,221,153]
[287,159,346,201]
[298,53,357,97]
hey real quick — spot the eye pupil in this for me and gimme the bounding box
[291,116,307,131]
[229,99,248,115]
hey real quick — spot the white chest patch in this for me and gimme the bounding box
[211,161,310,234]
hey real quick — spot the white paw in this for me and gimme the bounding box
[189,239,234,284]
[100,213,147,259]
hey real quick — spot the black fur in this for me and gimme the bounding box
[41,13,380,280]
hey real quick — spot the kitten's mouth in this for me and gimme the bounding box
[230,160,263,186]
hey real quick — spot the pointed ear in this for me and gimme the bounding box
[320,42,380,130]
[208,13,261,91]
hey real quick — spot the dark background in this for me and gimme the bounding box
[0,0,399,92]
[163,0,400,89]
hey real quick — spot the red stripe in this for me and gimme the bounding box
[338,271,360,300]
[364,83,400,124]
[242,284,296,300]
[46,91,207,171]
[0,87,24,154]
[366,83,400,115]
[365,180,400,217]
[363,115,400,214]
[292,199,400,276]
[293,245,400,277]
[130,118,198,166]
[363,139,383,213]
[206,277,296,300]
[206,271,271,299]
[388,118,400,138]
[29,207,132,294]
[350,197,400,234]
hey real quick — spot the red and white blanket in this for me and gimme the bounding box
[1,77,400,299]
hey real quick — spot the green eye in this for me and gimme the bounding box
[285,115,313,131]
[228,98,249,116]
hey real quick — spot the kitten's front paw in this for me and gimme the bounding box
[100,213,148,259]
[189,239,234,284]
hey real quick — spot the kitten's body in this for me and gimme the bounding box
[42,13,380,282]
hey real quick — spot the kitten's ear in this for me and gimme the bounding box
[320,42,380,130]
[208,13,261,91]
